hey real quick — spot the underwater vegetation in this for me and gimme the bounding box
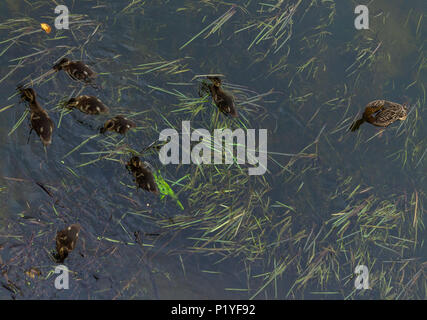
[0,0,424,300]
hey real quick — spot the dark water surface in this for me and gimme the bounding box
[0,0,425,299]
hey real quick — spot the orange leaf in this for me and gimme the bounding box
[40,23,51,34]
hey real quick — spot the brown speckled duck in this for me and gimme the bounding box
[199,76,238,118]
[126,156,159,194]
[17,86,54,147]
[53,58,96,84]
[55,224,81,263]
[100,115,136,134]
[66,95,109,115]
[350,100,408,132]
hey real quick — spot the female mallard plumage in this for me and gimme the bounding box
[55,224,81,263]
[200,76,238,118]
[66,95,109,115]
[53,58,96,84]
[100,115,136,134]
[126,156,159,194]
[17,86,54,147]
[350,100,408,132]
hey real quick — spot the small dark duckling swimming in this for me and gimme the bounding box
[55,224,81,263]
[350,100,408,132]
[100,115,136,134]
[199,76,238,118]
[126,156,159,194]
[17,86,37,103]
[53,58,96,84]
[66,95,109,115]
[17,86,54,147]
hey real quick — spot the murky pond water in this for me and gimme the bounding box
[0,0,425,299]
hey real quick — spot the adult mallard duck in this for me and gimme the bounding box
[350,100,408,132]
[53,58,96,84]
[55,224,81,263]
[66,95,109,115]
[126,156,159,194]
[17,86,54,147]
[100,115,136,134]
[199,76,238,118]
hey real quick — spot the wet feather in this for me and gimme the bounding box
[126,156,159,194]
[66,95,109,115]
[100,115,136,134]
[350,100,408,131]
[17,86,54,146]
[55,224,81,263]
[200,76,238,118]
[53,58,96,84]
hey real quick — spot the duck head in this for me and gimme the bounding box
[53,57,70,71]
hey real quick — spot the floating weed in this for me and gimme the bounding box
[234,0,303,57]
[127,58,190,76]
[62,134,100,159]
[120,0,146,14]
[0,0,425,300]
[152,170,184,210]
[8,109,29,136]
[0,104,14,113]
[179,5,238,50]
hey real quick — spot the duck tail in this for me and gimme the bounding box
[350,118,365,132]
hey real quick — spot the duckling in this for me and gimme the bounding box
[66,95,109,115]
[17,86,36,103]
[25,267,42,279]
[29,102,55,147]
[350,100,408,132]
[199,76,238,118]
[53,58,96,84]
[55,224,81,263]
[17,86,54,147]
[126,156,159,194]
[100,115,136,134]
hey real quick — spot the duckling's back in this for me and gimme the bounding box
[67,95,109,115]
[30,107,54,146]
